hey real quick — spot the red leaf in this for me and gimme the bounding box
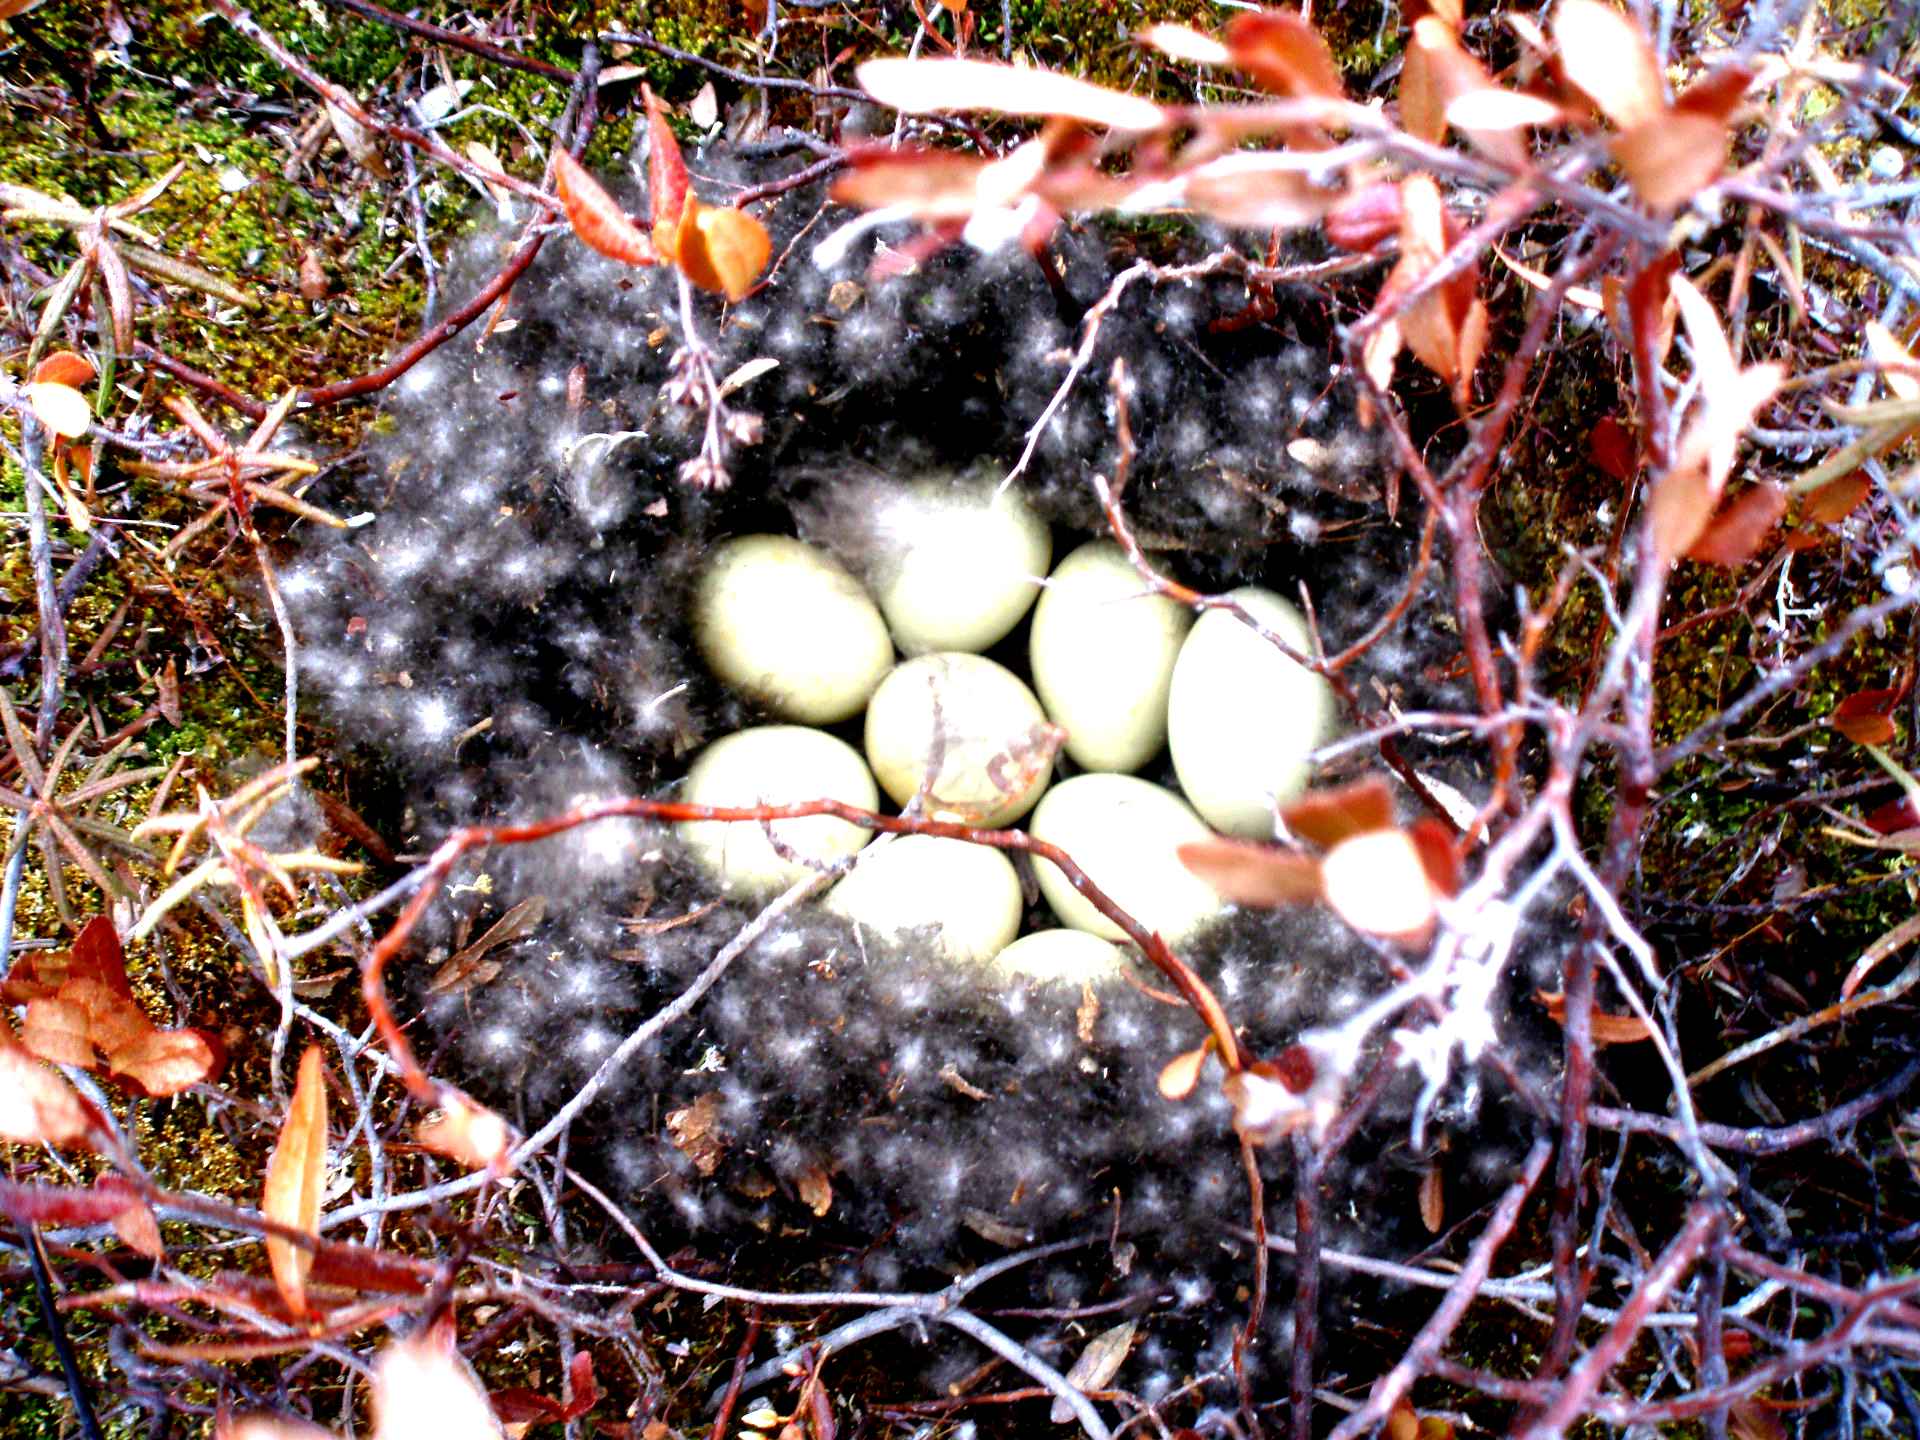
[561,1352,598,1421]
[0,1176,145,1226]
[1833,686,1906,746]
[1407,816,1462,897]
[1862,795,1920,835]
[1686,481,1787,566]
[551,149,655,267]
[308,1238,434,1295]
[1325,181,1403,252]
[1674,60,1757,122]
[1281,774,1396,848]
[643,84,691,238]
[1224,11,1346,100]
[1588,415,1637,484]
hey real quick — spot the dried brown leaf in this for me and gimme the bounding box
[264,1045,329,1318]
[665,1093,724,1176]
[1802,471,1871,525]
[795,1161,833,1217]
[1418,1165,1444,1233]
[1051,1319,1136,1422]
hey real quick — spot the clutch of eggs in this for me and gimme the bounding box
[680,469,1337,987]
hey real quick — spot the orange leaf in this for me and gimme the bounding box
[1647,458,1718,563]
[1281,774,1396,848]
[676,202,772,302]
[1552,0,1665,130]
[1803,471,1871,525]
[372,1322,503,1440]
[1224,11,1345,100]
[21,995,97,1068]
[1832,687,1905,746]
[33,350,96,388]
[831,149,992,221]
[264,1046,329,1318]
[110,1026,221,1099]
[1137,22,1231,65]
[1176,837,1321,907]
[551,148,654,267]
[1405,17,1530,169]
[642,84,691,236]
[1686,481,1786,566]
[113,1198,166,1260]
[1157,1037,1215,1100]
[1321,829,1438,941]
[856,57,1166,130]
[1179,155,1336,229]
[0,1037,102,1149]
[26,381,92,439]
[1612,110,1731,210]
[417,1089,514,1174]
[1536,990,1656,1044]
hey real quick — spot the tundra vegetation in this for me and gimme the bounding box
[1,2,1918,1439]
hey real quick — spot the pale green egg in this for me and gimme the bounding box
[866,475,1051,655]
[1027,774,1224,943]
[675,726,877,896]
[693,535,894,723]
[990,929,1131,989]
[864,652,1052,827]
[825,834,1023,963]
[1028,540,1192,772]
[1168,586,1336,837]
